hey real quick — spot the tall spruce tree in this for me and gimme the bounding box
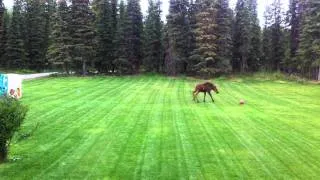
[189,0,219,77]
[0,8,9,66]
[0,1,5,63]
[43,0,56,65]
[126,0,143,73]
[261,23,272,71]
[286,0,301,73]
[93,0,113,73]
[143,0,163,72]
[70,0,95,75]
[216,0,233,73]
[187,0,197,74]
[248,0,261,71]
[233,0,251,73]
[298,0,320,80]
[165,0,190,75]
[5,0,26,68]
[113,0,131,73]
[268,0,285,71]
[47,0,72,73]
[24,0,48,71]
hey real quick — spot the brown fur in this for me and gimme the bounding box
[193,82,219,103]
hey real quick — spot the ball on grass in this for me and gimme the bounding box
[239,99,245,105]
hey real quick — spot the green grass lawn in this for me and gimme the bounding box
[0,75,319,179]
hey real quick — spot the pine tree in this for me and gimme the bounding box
[143,0,163,72]
[24,0,48,71]
[215,0,233,73]
[233,0,251,73]
[268,0,285,71]
[5,0,26,69]
[285,0,302,73]
[70,0,95,75]
[187,0,197,74]
[248,0,261,71]
[298,0,320,80]
[113,0,131,73]
[47,0,72,73]
[189,0,220,77]
[0,1,5,62]
[93,0,113,73]
[0,8,9,66]
[43,0,56,66]
[165,0,190,75]
[261,24,272,71]
[126,0,143,73]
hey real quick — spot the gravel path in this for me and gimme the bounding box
[21,72,58,80]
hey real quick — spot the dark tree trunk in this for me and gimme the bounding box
[0,141,8,163]
[318,66,320,81]
[82,60,86,75]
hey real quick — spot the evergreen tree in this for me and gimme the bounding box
[233,0,251,73]
[93,0,113,73]
[43,0,56,65]
[143,0,163,72]
[0,8,9,66]
[126,0,143,73]
[189,0,219,77]
[216,0,233,73]
[261,24,272,71]
[247,0,261,71]
[187,0,198,74]
[47,0,72,73]
[113,0,131,73]
[70,0,95,75]
[268,0,285,71]
[298,0,320,80]
[165,0,190,75]
[5,0,26,68]
[24,0,48,71]
[285,0,302,73]
[0,1,5,62]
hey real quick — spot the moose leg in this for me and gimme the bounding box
[192,91,196,102]
[203,92,206,102]
[194,91,200,103]
[208,92,214,102]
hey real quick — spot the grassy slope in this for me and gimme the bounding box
[0,75,319,179]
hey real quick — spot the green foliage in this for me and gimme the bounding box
[93,0,114,73]
[215,0,233,73]
[113,0,131,74]
[5,0,26,69]
[0,97,28,163]
[0,9,10,66]
[247,0,261,72]
[70,0,95,75]
[47,0,72,74]
[165,0,190,75]
[24,0,49,71]
[143,0,163,72]
[298,0,320,80]
[126,0,143,73]
[191,1,219,77]
[262,0,286,71]
[233,0,251,72]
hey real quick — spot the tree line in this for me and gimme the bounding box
[0,0,319,80]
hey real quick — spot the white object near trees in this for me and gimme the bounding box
[6,74,22,99]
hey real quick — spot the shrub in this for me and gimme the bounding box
[0,97,28,163]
